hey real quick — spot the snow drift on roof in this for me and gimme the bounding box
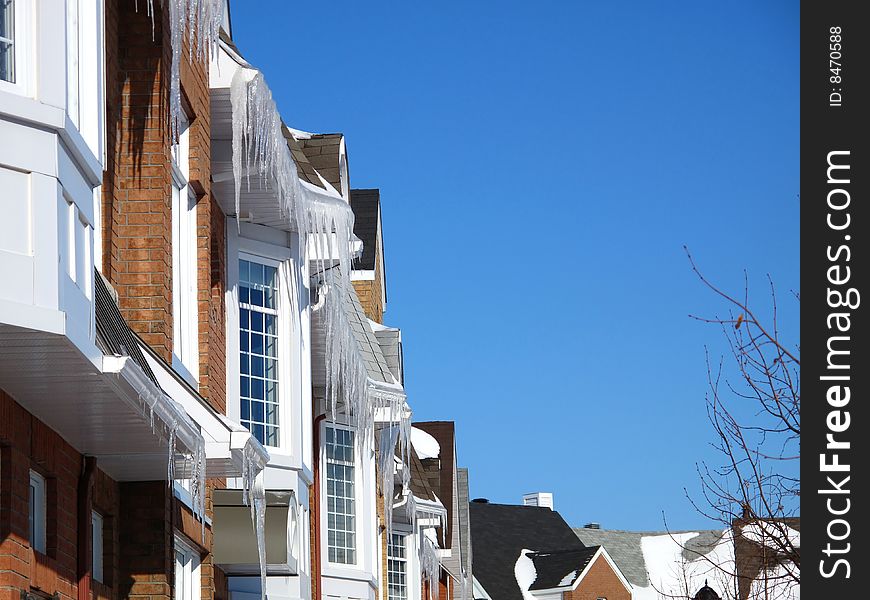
[411,426,441,459]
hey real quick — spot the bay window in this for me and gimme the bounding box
[326,425,356,564]
[238,257,280,447]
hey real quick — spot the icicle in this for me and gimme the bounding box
[166,421,178,483]
[241,443,268,600]
[421,536,441,600]
[134,0,223,140]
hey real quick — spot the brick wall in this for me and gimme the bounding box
[0,389,120,600]
[566,555,631,600]
[102,0,226,413]
[102,0,174,361]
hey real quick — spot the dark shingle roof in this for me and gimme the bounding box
[349,189,380,271]
[470,502,586,600]
[95,271,158,385]
[528,547,600,590]
[282,127,326,189]
[408,445,438,502]
[299,134,343,194]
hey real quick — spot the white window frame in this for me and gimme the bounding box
[0,0,29,93]
[174,536,201,600]
[29,470,46,554]
[171,110,199,386]
[92,510,104,583]
[388,533,409,600]
[323,422,358,566]
[237,253,284,448]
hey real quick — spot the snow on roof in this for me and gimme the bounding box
[411,426,440,459]
[741,522,801,550]
[513,550,538,600]
[633,530,736,600]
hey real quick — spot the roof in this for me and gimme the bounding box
[528,547,600,590]
[372,326,402,384]
[349,189,380,271]
[344,282,393,384]
[95,271,158,385]
[283,126,326,190]
[470,502,586,600]
[573,527,725,588]
[299,134,343,194]
[408,444,438,502]
[457,468,473,577]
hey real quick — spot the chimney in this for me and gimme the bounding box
[522,492,554,510]
[584,522,601,529]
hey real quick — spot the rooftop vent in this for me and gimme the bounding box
[584,522,601,529]
[522,492,554,510]
[472,498,489,504]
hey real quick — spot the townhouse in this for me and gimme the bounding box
[3,4,465,600]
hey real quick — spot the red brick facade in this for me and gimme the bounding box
[0,389,120,600]
[567,555,631,600]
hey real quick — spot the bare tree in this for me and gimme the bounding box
[681,246,800,600]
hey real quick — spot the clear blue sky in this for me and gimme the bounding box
[232,0,799,531]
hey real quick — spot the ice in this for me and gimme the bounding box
[421,536,441,600]
[136,0,223,140]
[241,443,268,600]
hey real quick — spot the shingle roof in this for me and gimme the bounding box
[372,325,402,384]
[408,445,438,502]
[470,502,586,600]
[572,527,725,588]
[299,134,343,194]
[343,278,393,384]
[283,126,326,189]
[349,189,380,271]
[94,271,158,385]
[528,547,600,590]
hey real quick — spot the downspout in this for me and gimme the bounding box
[77,456,97,600]
[312,410,327,600]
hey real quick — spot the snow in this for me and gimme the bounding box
[513,549,538,600]
[633,530,736,600]
[741,522,801,551]
[411,427,441,459]
[558,569,578,587]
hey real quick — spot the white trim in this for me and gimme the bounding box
[91,510,104,583]
[171,111,199,386]
[0,0,32,95]
[28,470,46,554]
[175,534,202,600]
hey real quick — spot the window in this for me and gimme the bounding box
[325,426,356,564]
[171,111,199,383]
[0,0,14,83]
[29,471,46,554]
[92,511,104,583]
[239,258,280,446]
[174,537,201,600]
[388,534,408,600]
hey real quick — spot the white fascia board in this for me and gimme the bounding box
[350,269,375,281]
[140,342,270,477]
[101,355,203,458]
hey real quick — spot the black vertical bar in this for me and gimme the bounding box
[802,1,868,596]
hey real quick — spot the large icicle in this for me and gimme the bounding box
[134,0,224,139]
[421,535,441,600]
[241,442,268,600]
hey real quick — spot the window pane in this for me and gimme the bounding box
[0,0,14,83]
[326,426,356,564]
